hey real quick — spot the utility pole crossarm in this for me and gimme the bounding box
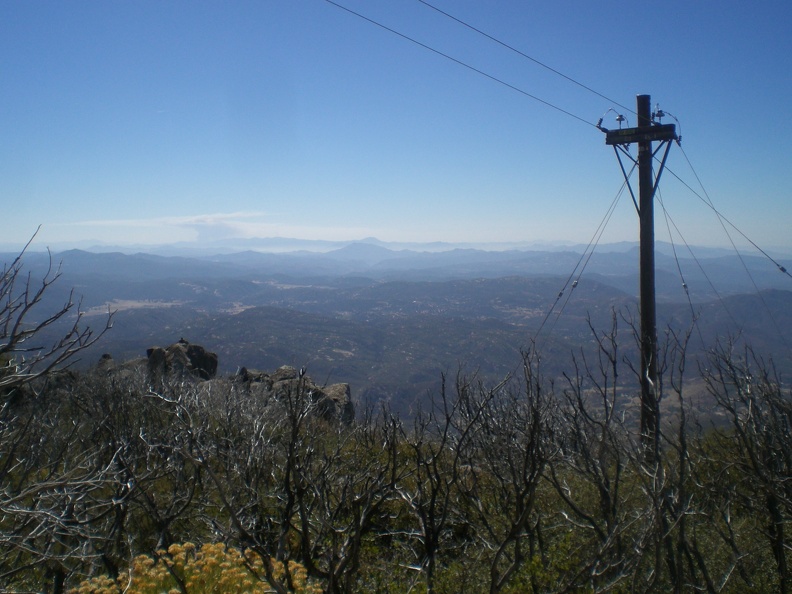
[604,123,677,145]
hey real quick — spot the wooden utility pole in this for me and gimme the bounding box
[602,94,677,458]
[636,94,658,454]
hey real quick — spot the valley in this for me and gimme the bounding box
[13,241,791,417]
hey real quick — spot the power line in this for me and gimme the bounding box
[674,145,792,280]
[656,189,711,349]
[662,161,792,281]
[323,0,598,129]
[659,150,792,360]
[533,176,629,348]
[415,0,636,117]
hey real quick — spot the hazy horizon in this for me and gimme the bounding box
[4,232,790,261]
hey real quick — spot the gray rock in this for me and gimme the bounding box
[146,339,218,381]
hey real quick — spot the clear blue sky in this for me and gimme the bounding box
[2,1,791,251]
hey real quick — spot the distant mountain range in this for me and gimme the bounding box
[9,235,791,259]
[8,240,791,299]
[6,242,792,415]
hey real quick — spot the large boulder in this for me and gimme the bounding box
[236,365,355,424]
[184,343,218,379]
[322,383,355,425]
[146,339,218,381]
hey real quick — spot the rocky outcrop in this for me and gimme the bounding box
[237,365,355,424]
[18,340,355,426]
[134,341,354,424]
[96,353,116,373]
[321,382,355,425]
[146,339,218,381]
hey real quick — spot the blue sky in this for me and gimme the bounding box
[2,1,791,251]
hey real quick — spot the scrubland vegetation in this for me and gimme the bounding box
[2,252,791,593]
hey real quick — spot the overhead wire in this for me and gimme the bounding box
[675,145,791,280]
[655,192,740,328]
[655,188,709,349]
[662,158,792,349]
[533,174,631,348]
[415,0,636,118]
[322,0,599,129]
[662,147,792,359]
